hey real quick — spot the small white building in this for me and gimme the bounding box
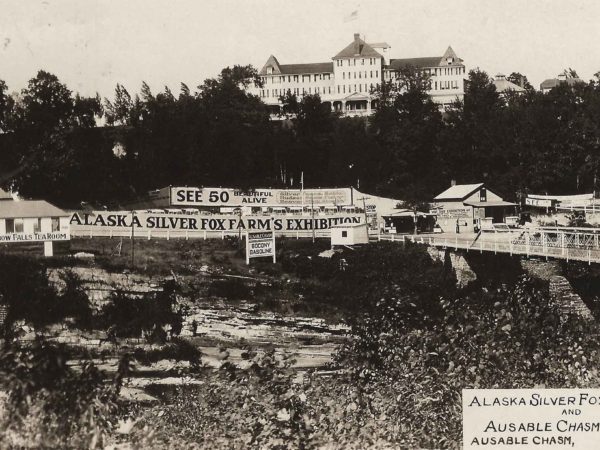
[331,223,369,246]
[0,197,70,256]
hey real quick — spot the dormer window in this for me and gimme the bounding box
[446,57,453,65]
[267,66,273,74]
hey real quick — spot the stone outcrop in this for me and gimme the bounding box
[549,275,594,321]
[427,247,476,287]
[520,259,561,281]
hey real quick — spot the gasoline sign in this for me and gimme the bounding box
[246,230,276,264]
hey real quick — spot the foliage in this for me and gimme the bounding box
[0,340,123,449]
[57,269,94,328]
[567,211,590,227]
[3,65,600,204]
[207,278,250,300]
[132,337,202,369]
[335,275,600,448]
[98,280,183,340]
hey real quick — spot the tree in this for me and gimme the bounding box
[507,72,534,91]
[369,66,444,201]
[0,79,12,133]
[104,84,134,126]
[278,90,300,116]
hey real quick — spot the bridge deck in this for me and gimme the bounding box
[376,228,600,264]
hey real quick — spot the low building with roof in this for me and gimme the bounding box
[431,183,516,233]
[0,194,70,256]
[493,74,526,97]
[540,73,585,93]
[249,33,466,116]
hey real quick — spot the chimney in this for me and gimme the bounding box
[558,73,567,81]
[451,179,457,187]
[353,33,361,55]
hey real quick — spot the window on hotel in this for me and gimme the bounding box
[52,218,60,232]
[5,218,14,233]
[353,59,356,66]
[375,70,378,77]
[359,72,361,78]
[33,218,41,233]
[343,85,345,93]
[359,84,362,92]
[343,72,345,80]
[353,72,356,79]
[14,218,24,233]
[337,86,340,93]
[361,59,364,65]
[435,81,438,90]
[294,75,299,82]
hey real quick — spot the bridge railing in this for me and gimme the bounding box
[385,228,600,264]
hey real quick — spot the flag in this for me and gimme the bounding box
[344,10,358,22]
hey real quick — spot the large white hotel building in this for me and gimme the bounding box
[249,33,466,117]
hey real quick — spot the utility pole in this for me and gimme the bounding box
[130,210,135,269]
[311,193,315,243]
[356,196,369,227]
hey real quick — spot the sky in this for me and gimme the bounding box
[1,0,599,99]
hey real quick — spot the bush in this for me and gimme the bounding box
[98,280,183,341]
[208,278,250,300]
[0,256,91,334]
[57,269,94,328]
[133,338,202,369]
[336,276,600,448]
[0,340,125,448]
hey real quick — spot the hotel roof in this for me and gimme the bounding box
[333,35,383,59]
[278,62,334,74]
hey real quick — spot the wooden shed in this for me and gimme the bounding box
[330,223,369,246]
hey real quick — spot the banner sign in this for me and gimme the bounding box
[69,211,363,233]
[246,230,276,264]
[170,187,352,207]
[0,231,70,243]
[528,193,594,207]
[463,389,600,449]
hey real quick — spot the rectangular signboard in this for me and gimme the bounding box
[436,208,472,219]
[170,187,352,207]
[70,211,363,234]
[463,389,600,449]
[0,231,70,243]
[246,230,275,264]
[526,197,553,207]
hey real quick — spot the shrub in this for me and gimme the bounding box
[133,338,202,369]
[336,276,600,448]
[0,340,124,448]
[98,280,183,341]
[207,278,250,300]
[57,269,94,328]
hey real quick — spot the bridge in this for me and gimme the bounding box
[377,226,600,264]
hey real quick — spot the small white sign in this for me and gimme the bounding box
[526,197,553,208]
[463,389,600,449]
[0,231,70,243]
[246,230,276,264]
